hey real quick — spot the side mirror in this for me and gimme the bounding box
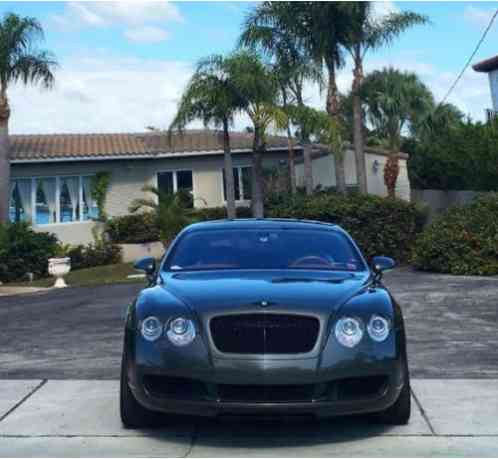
[134,257,156,282]
[371,256,396,275]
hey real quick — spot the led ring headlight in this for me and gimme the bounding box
[367,315,390,342]
[335,317,364,348]
[166,317,196,346]
[141,316,163,342]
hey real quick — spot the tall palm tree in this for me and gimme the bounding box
[224,51,286,217]
[168,55,243,218]
[0,13,57,223]
[340,2,428,195]
[239,6,323,194]
[361,67,433,197]
[242,2,350,193]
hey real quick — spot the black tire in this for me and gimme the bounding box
[120,353,165,428]
[374,368,411,425]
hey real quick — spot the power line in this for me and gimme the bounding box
[440,8,498,106]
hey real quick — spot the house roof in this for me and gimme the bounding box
[473,55,498,73]
[10,130,294,163]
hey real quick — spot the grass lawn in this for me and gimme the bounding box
[10,263,146,288]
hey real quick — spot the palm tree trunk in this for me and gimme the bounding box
[303,142,313,195]
[221,120,236,219]
[326,61,346,194]
[384,152,400,199]
[251,126,264,218]
[352,50,368,194]
[287,124,296,194]
[0,92,10,224]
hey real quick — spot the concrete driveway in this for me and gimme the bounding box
[1,268,497,456]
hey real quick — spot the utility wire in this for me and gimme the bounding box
[440,8,498,106]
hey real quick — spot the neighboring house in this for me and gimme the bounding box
[473,54,498,121]
[295,145,410,201]
[9,129,410,245]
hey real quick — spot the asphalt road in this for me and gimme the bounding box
[1,268,497,379]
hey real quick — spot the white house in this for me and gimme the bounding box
[473,54,498,121]
[9,129,410,245]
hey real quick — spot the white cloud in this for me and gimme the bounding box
[8,54,194,134]
[464,5,495,28]
[124,26,169,43]
[371,1,399,22]
[53,1,183,28]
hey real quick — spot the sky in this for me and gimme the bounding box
[1,0,497,134]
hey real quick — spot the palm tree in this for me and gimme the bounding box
[340,2,428,195]
[239,6,323,194]
[168,55,243,218]
[0,13,57,223]
[129,186,196,246]
[224,51,286,217]
[241,2,350,194]
[361,68,433,197]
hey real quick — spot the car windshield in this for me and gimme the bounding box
[164,228,365,272]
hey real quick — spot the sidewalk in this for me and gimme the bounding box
[0,379,497,457]
[0,286,49,297]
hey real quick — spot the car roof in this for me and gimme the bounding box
[184,218,341,232]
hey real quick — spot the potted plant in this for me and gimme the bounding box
[48,244,72,288]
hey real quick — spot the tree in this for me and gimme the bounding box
[340,3,428,195]
[239,5,323,194]
[239,2,349,194]
[361,68,433,197]
[168,55,243,218]
[0,13,57,223]
[224,51,286,217]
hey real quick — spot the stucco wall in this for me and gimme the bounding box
[295,148,410,201]
[11,151,289,243]
[489,70,498,111]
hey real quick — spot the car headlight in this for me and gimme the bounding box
[166,317,196,347]
[140,316,163,342]
[335,317,364,348]
[367,315,390,342]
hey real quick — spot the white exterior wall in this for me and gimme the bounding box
[11,151,288,244]
[295,148,410,201]
[489,70,498,111]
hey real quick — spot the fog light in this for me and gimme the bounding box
[141,316,163,342]
[335,317,364,348]
[367,315,390,342]
[166,317,196,346]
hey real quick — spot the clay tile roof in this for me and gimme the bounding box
[473,55,498,73]
[10,129,292,162]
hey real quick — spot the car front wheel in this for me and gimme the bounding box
[120,353,165,428]
[374,366,411,425]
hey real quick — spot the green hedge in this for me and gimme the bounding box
[0,222,59,283]
[106,213,160,244]
[412,194,498,275]
[265,192,426,263]
[105,193,425,264]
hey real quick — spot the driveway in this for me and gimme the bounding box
[1,268,498,456]
[0,268,497,379]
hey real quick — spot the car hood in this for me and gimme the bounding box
[159,270,370,315]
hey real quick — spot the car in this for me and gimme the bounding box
[120,219,410,428]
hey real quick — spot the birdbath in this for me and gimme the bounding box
[48,257,71,288]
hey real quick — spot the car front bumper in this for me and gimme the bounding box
[126,328,406,418]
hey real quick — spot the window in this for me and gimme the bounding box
[9,175,99,225]
[164,229,365,272]
[157,170,194,208]
[223,166,252,201]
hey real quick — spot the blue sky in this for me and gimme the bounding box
[1,1,497,134]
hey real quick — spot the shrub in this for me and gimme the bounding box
[0,222,59,282]
[192,206,253,221]
[411,194,498,275]
[106,213,159,244]
[265,191,426,263]
[65,242,122,271]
